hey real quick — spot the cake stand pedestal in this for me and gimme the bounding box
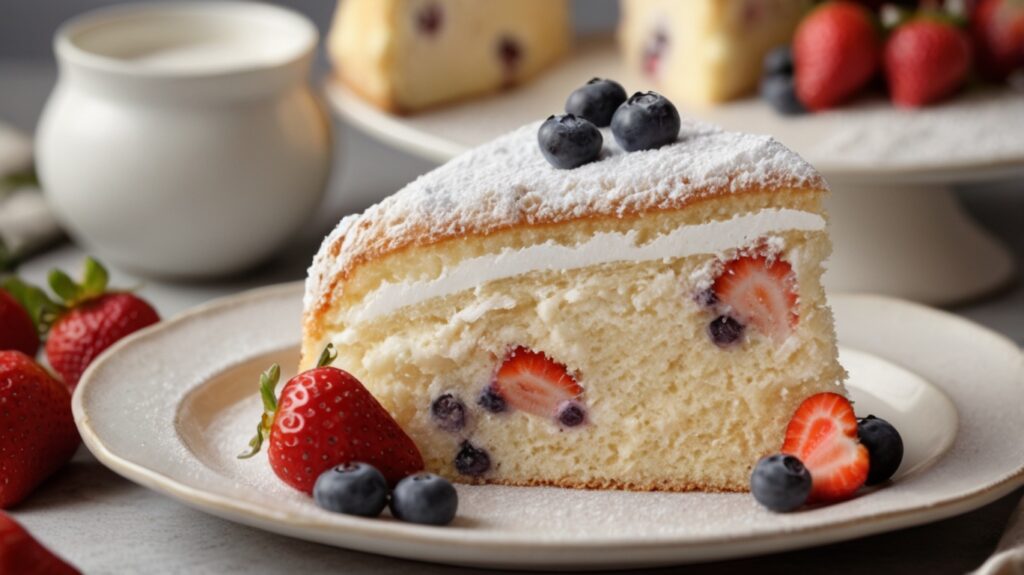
[324,35,1024,306]
[824,182,1014,304]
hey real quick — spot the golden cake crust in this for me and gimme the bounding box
[305,121,827,322]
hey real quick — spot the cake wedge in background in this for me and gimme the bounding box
[328,0,570,113]
[303,109,846,492]
[620,0,811,105]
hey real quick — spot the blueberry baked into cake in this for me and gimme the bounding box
[302,82,846,492]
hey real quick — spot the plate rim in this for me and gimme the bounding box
[71,284,1024,567]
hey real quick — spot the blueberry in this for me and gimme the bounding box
[478,386,507,413]
[565,78,628,127]
[858,415,904,485]
[760,75,806,116]
[454,441,491,477]
[537,114,603,169]
[762,46,794,78]
[750,454,812,513]
[497,36,522,75]
[610,91,681,152]
[313,462,388,518]
[695,289,719,307]
[431,393,466,432]
[708,315,745,347]
[415,3,443,35]
[389,473,459,526]
[556,401,586,427]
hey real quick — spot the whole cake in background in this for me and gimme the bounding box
[328,0,570,113]
[302,85,847,492]
[330,0,1024,115]
[618,0,811,105]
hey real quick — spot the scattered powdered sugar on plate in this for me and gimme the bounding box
[306,119,824,311]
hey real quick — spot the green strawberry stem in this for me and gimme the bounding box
[238,364,281,459]
[237,344,338,460]
[2,256,116,336]
[1,276,65,336]
[48,256,109,308]
[316,343,338,368]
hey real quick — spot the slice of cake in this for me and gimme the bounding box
[328,0,571,113]
[302,115,845,492]
[620,0,811,105]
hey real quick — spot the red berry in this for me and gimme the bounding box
[9,258,160,390]
[971,0,1024,80]
[492,347,584,421]
[0,512,80,574]
[0,351,80,509]
[793,1,882,111]
[885,18,972,107]
[782,393,869,503]
[0,289,38,357]
[240,349,424,494]
[46,293,159,389]
[711,255,799,342]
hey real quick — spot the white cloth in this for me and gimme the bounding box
[0,187,58,256]
[974,500,1024,575]
[0,122,61,263]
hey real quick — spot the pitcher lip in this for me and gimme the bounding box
[54,1,318,80]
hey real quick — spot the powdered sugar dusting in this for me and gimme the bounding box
[306,120,824,311]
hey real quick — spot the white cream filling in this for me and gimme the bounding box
[346,208,826,323]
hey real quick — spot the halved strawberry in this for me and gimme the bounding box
[782,392,869,503]
[712,255,798,341]
[492,347,583,420]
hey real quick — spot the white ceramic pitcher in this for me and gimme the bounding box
[37,2,332,278]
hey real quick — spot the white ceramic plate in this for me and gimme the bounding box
[324,35,1024,185]
[73,284,1024,570]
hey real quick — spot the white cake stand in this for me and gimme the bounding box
[324,36,1024,305]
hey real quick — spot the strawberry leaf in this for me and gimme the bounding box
[48,269,83,305]
[238,363,282,459]
[2,276,64,334]
[259,364,280,413]
[81,257,109,298]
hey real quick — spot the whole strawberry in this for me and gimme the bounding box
[886,17,972,107]
[0,351,80,509]
[971,0,1024,80]
[39,258,160,389]
[239,345,424,494]
[0,512,80,574]
[0,288,38,356]
[794,1,882,110]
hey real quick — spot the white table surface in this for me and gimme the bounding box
[3,59,1024,574]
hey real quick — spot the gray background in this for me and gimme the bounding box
[0,0,620,61]
[1,1,1022,573]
